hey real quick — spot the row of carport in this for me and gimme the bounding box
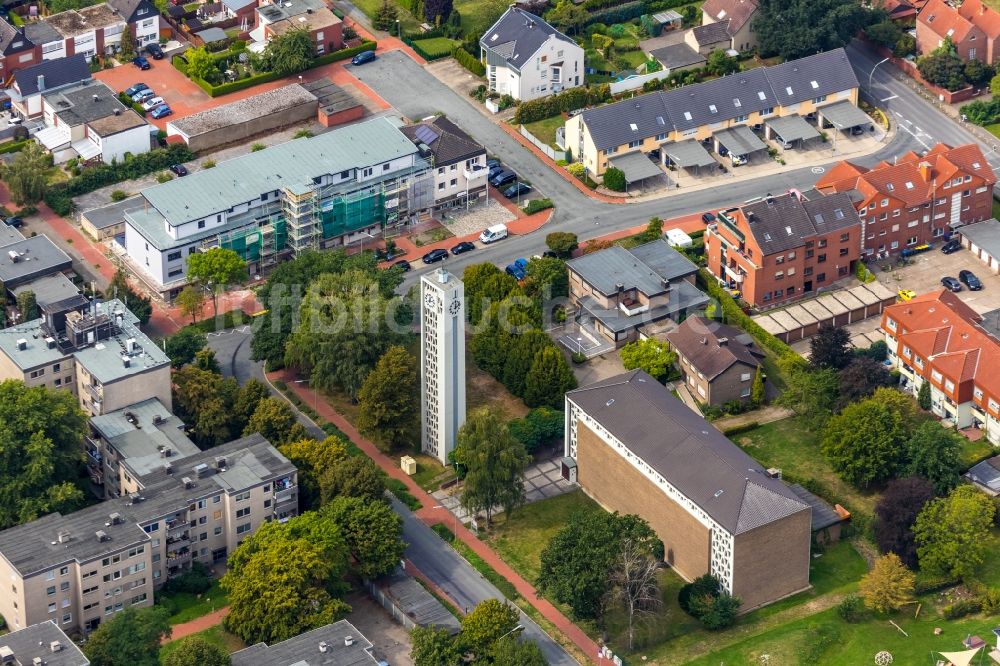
[751,281,897,343]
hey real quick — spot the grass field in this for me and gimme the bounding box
[410,452,456,491]
[521,115,565,149]
[162,579,228,625]
[412,37,458,59]
[159,626,245,663]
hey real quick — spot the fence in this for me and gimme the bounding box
[519,125,570,162]
[609,70,671,95]
[368,579,419,631]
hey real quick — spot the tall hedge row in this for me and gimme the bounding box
[585,1,646,27]
[452,46,486,76]
[512,84,611,124]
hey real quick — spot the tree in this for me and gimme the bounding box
[322,495,405,579]
[172,365,239,447]
[874,476,936,568]
[186,47,216,82]
[991,71,1000,97]
[83,607,170,666]
[507,407,564,454]
[222,513,352,645]
[810,325,852,370]
[194,347,221,374]
[460,599,519,653]
[118,26,135,60]
[524,346,577,408]
[608,537,661,650]
[603,166,626,191]
[894,33,916,58]
[545,0,587,34]
[15,290,37,321]
[619,338,676,382]
[357,346,420,452]
[678,573,720,613]
[524,256,568,299]
[917,380,931,410]
[859,553,915,614]
[165,327,208,368]
[243,397,307,446]
[263,28,314,76]
[410,627,461,666]
[750,366,765,407]
[545,231,578,258]
[537,511,657,623]
[0,381,87,529]
[186,248,248,317]
[688,591,741,630]
[965,59,994,86]
[489,638,547,666]
[706,49,740,76]
[106,268,152,325]
[161,635,229,666]
[838,356,894,406]
[319,455,387,505]
[906,421,961,493]
[233,378,269,429]
[915,484,996,580]
[2,141,49,205]
[373,0,399,30]
[864,19,902,49]
[821,391,914,488]
[918,51,967,91]
[463,263,519,326]
[502,330,554,397]
[457,408,530,525]
[176,285,206,324]
[279,436,350,509]
[754,0,875,60]
[424,0,452,25]
[777,357,840,427]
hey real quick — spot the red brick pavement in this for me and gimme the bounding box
[163,606,230,643]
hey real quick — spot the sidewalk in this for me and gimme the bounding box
[272,368,608,665]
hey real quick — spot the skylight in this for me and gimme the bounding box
[905,181,914,189]
[886,183,894,191]
[630,123,638,131]
[834,208,845,219]
[717,9,726,18]
[656,116,666,125]
[709,104,717,114]
[733,98,742,107]
[785,86,793,95]
[683,111,692,121]
[785,226,793,235]
[490,33,498,41]
[815,213,825,224]
[974,162,982,169]
[757,91,767,100]
[764,233,771,241]
[810,80,819,89]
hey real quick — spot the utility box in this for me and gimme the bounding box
[400,456,417,476]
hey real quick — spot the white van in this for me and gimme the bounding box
[479,223,508,244]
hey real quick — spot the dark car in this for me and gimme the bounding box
[124,83,148,97]
[960,269,983,290]
[940,239,962,254]
[542,250,558,258]
[169,163,188,177]
[422,248,449,264]
[450,241,475,255]
[488,163,505,178]
[351,50,376,66]
[505,257,529,281]
[392,259,411,272]
[150,104,173,119]
[3,216,22,228]
[941,276,962,292]
[486,158,501,170]
[503,182,531,199]
[489,169,517,188]
[132,56,151,70]
[145,43,164,60]
[702,212,716,223]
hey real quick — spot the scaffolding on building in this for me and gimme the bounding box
[282,183,321,256]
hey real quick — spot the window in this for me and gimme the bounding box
[774,289,783,298]
[47,586,56,596]
[235,491,250,501]
[775,256,784,264]
[816,272,826,282]
[236,507,251,518]
[214,526,223,536]
[840,233,850,242]
[437,167,445,175]
[60,582,69,591]
[881,198,889,207]
[735,114,748,122]
[167,251,181,261]
[945,379,955,392]
[774,271,784,280]
[236,523,252,535]
[449,178,457,187]
[628,140,641,148]
[839,248,848,256]
[60,566,69,576]
[362,167,373,178]
[383,163,390,172]
[656,132,667,141]
[198,516,207,525]
[437,182,445,191]
[762,106,774,115]
[740,372,752,381]
[603,147,616,155]
[49,603,56,614]
[975,386,984,400]
[198,221,205,229]
[817,253,826,263]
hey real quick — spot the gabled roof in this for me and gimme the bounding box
[479,6,577,70]
[701,0,758,34]
[691,20,732,46]
[918,0,978,42]
[650,42,707,70]
[958,0,1000,39]
[567,369,809,534]
[13,54,91,97]
[665,315,762,380]
[0,17,33,55]
[106,0,156,22]
[737,191,860,254]
[763,48,859,106]
[399,115,485,167]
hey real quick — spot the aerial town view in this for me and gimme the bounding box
[7,0,1000,663]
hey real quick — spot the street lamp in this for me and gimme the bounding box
[432,504,459,534]
[576,336,583,355]
[357,230,376,253]
[868,56,890,96]
[294,379,317,411]
[396,19,400,38]
[497,624,524,641]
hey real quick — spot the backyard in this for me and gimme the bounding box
[159,626,244,663]
[160,578,229,625]
[521,115,565,150]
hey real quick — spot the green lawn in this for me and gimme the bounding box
[161,579,228,625]
[992,195,1000,221]
[352,0,421,33]
[617,50,650,70]
[159,626,245,663]
[520,115,565,149]
[410,453,456,492]
[412,37,458,59]
[959,436,994,469]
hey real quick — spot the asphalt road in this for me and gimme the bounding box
[207,329,578,665]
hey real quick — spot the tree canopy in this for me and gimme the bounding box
[186,248,248,316]
[810,325,853,370]
[176,286,206,324]
[262,28,314,76]
[524,345,577,408]
[322,495,404,579]
[319,455,387,506]
[859,553,915,614]
[165,327,208,368]
[874,476,936,568]
[776,357,839,427]
[410,627,462,666]
[243,397,308,446]
[838,356,894,406]
[456,408,530,525]
[545,231,578,257]
[905,421,962,493]
[357,345,420,452]
[915,484,996,580]
[279,435,350,509]
[106,268,153,325]
[463,263,520,326]
[460,598,520,653]
[524,256,568,299]
[754,0,876,61]
[2,141,50,205]
[83,606,171,666]
[619,338,676,382]
[161,635,230,666]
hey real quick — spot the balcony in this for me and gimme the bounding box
[275,485,297,503]
[618,298,648,317]
[165,518,188,535]
[166,532,190,548]
[724,265,745,283]
[167,549,191,566]
[463,165,488,181]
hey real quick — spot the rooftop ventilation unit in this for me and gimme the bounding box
[182,476,194,489]
[194,463,211,478]
[109,512,123,525]
[16,339,26,351]
[344,636,355,647]
[318,641,330,653]
[95,529,109,542]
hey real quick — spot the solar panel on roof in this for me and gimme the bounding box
[413,125,439,145]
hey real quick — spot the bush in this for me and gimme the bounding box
[110,189,129,201]
[979,587,1000,614]
[585,0,645,27]
[312,41,378,66]
[523,198,554,214]
[943,598,982,619]
[0,139,31,154]
[411,37,456,60]
[513,85,611,124]
[508,407,564,453]
[160,562,212,594]
[837,594,867,623]
[721,421,759,437]
[453,46,486,76]
[603,166,626,191]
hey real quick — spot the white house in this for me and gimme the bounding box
[480,7,584,102]
[8,54,91,120]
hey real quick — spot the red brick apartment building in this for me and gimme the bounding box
[816,143,995,257]
[705,190,862,308]
[917,0,1000,63]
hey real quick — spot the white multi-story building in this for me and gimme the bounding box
[420,268,465,465]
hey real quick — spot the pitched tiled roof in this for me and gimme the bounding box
[701,0,758,34]
[479,6,576,70]
[959,0,1000,39]
[665,315,762,380]
[12,54,91,96]
[738,191,859,253]
[0,17,32,55]
[918,0,977,42]
[691,20,731,46]
[400,115,485,167]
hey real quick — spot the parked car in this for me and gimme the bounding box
[731,154,747,166]
[141,96,165,111]
[486,158,501,170]
[132,56,151,70]
[701,212,716,223]
[488,163,506,178]
[3,216,22,228]
[351,50,376,66]
[505,257,529,281]
[898,289,916,301]
[960,269,983,290]
[169,163,188,176]
[132,89,156,103]
[489,169,517,188]
[422,248,449,264]
[503,182,531,199]
[941,276,963,292]
[145,43,164,60]
[124,83,148,97]
[940,239,962,254]
[392,259,411,272]
[450,241,475,255]
[479,224,508,244]
[150,104,173,119]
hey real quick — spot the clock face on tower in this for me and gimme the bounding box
[448,300,461,315]
[424,293,436,308]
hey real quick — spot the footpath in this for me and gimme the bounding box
[272,369,608,665]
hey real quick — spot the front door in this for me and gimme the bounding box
[804,280,813,293]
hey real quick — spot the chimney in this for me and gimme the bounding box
[37,74,44,92]
[93,94,99,102]
[57,530,71,543]
[50,640,63,653]
[16,339,26,351]
[318,641,330,653]
[121,354,130,368]
[918,161,931,182]
[766,467,782,479]
[717,337,729,346]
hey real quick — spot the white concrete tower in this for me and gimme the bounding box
[420,268,466,464]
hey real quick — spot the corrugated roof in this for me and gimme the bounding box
[567,370,809,534]
[479,6,577,70]
[567,239,698,297]
[713,124,768,155]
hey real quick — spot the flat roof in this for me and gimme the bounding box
[46,4,121,37]
[90,398,200,478]
[783,303,819,326]
[0,235,72,287]
[87,109,147,137]
[12,273,81,306]
[81,197,138,230]
[831,289,866,311]
[816,292,850,316]
[233,621,378,665]
[0,622,89,666]
[303,78,363,114]
[713,124,767,155]
[848,283,880,306]
[768,309,800,332]
[787,483,844,531]
[960,218,1000,258]
[567,239,698,297]
[649,42,706,70]
[70,300,170,384]
[664,139,716,167]
[577,281,709,333]
[44,80,135,127]
[609,151,664,183]
[753,314,785,336]
[765,114,820,142]
[818,99,870,128]
[0,220,24,245]
[195,26,228,42]
[861,280,896,302]
[797,298,834,321]
[167,83,316,138]
[269,6,340,35]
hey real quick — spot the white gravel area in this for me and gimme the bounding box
[437,199,515,237]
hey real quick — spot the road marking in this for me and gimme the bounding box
[880,95,898,102]
[207,326,251,337]
[914,126,923,133]
[811,166,826,174]
[898,122,932,150]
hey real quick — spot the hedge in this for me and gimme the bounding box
[410,37,457,60]
[721,421,759,437]
[523,198,553,214]
[585,0,646,27]
[512,84,611,124]
[312,40,377,66]
[0,139,30,154]
[697,268,797,360]
[452,46,485,76]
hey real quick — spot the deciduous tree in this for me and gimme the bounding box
[918,51,967,91]
[15,290,37,321]
[279,435,349,509]
[838,356,894,406]
[243,397,308,446]
[810,325,852,370]
[915,485,996,580]
[118,27,136,60]
[232,378,269,429]
[609,537,661,649]
[322,495,404,579]
[874,476,936,568]
[176,285,206,324]
[106,268,152,324]
[161,635,229,666]
[602,166,626,192]
[165,327,207,368]
[545,0,587,35]
[545,231,578,257]
[524,345,577,408]
[186,47,216,82]
[754,0,875,60]
[457,408,530,525]
[186,248,248,317]
[410,627,461,666]
[263,28,314,76]
[917,380,931,410]
[489,638,547,666]
[777,357,839,427]
[706,49,739,75]
[357,346,420,452]
[2,141,49,205]
[172,365,239,447]
[619,338,676,382]
[463,263,519,326]
[859,553,915,613]
[83,607,170,666]
[460,599,519,653]
[424,0,452,25]
[524,256,568,299]
[319,455,387,505]
[906,421,961,493]
[194,347,221,373]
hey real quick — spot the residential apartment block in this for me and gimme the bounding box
[565,48,861,176]
[0,433,297,635]
[120,117,434,298]
[255,0,343,56]
[565,370,812,611]
[700,0,758,53]
[0,298,172,417]
[917,0,1000,63]
[705,190,863,308]
[665,316,763,406]
[815,143,996,256]
[881,290,1000,445]
[232,620,379,665]
[480,6,585,101]
[400,115,488,210]
[0,621,89,665]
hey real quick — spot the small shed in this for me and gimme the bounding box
[787,482,848,544]
[652,10,683,30]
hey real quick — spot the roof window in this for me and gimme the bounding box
[757,91,766,100]
[630,123,637,131]
[490,33,498,41]
[733,98,741,107]
[709,104,717,114]
[886,183,894,191]
[834,208,845,219]
[785,226,793,235]
[814,213,825,224]
[764,233,771,241]
[683,111,692,121]
[905,181,914,189]
[785,86,793,95]
[810,80,819,89]
[973,162,982,169]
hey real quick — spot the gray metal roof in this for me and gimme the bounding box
[765,114,820,143]
[649,43,706,71]
[232,621,379,666]
[967,456,1000,494]
[195,26,228,42]
[376,570,461,634]
[90,398,201,478]
[0,235,73,288]
[609,151,664,183]
[567,239,698,297]
[81,197,137,230]
[138,116,419,227]
[958,218,1000,259]
[787,483,843,531]
[0,622,89,666]
[816,99,870,128]
[713,124,767,155]
[665,139,717,167]
[577,280,709,333]
[12,273,81,307]
[765,49,859,107]
[13,54,90,96]
[567,370,810,534]
[479,6,577,71]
